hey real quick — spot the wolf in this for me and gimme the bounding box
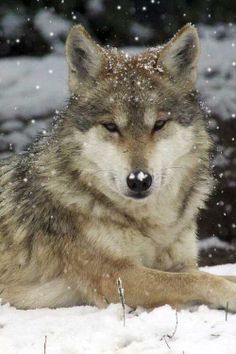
[0,23,236,310]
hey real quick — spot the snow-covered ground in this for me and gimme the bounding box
[0,264,235,354]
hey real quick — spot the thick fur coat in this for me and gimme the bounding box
[0,23,236,310]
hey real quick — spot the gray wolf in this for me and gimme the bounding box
[0,23,236,310]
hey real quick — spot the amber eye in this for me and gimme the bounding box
[102,122,119,133]
[153,120,167,132]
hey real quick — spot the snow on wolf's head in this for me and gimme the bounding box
[64,24,208,202]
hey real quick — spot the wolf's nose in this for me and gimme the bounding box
[127,170,152,193]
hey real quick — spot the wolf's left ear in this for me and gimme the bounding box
[66,25,104,86]
[159,24,200,88]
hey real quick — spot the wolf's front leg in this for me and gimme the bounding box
[221,275,236,283]
[99,265,236,311]
[182,266,236,284]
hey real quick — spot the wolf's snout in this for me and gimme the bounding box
[126,170,152,196]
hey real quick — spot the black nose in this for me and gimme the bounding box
[127,170,152,193]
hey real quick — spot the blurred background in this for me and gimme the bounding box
[0,0,236,265]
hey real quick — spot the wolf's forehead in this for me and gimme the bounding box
[101,53,169,109]
[102,74,166,114]
[103,50,164,90]
[103,70,161,108]
[101,91,159,129]
[104,48,164,75]
[117,105,158,129]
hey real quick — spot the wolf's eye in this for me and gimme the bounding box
[102,122,119,133]
[153,120,167,132]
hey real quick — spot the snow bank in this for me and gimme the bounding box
[198,24,236,120]
[34,9,71,55]
[0,54,68,121]
[0,264,236,354]
[199,236,236,251]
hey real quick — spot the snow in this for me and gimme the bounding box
[34,9,71,54]
[0,54,68,122]
[86,0,105,15]
[130,22,154,41]
[199,236,236,250]
[197,24,236,120]
[1,13,25,37]
[0,264,235,354]
[35,10,70,41]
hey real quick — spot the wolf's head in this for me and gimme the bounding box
[63,24,208,202]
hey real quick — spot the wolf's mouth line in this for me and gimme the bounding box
[125,192,151,200]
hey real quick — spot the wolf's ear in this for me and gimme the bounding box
[159,24,200,87]
[66,25,103,84]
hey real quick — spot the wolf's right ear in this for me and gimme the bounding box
[66,25,104,85]
[158,24,200,88]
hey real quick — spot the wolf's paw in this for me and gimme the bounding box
[218,279,236,312]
